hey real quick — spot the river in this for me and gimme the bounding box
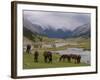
[52,48,91,64]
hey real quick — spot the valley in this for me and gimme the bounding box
[23,35,90,69]
[23,10,91,69]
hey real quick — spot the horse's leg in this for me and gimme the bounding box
[59,56,62,62]
[28,49,31,54]
[34,57,36,62]
[63,57,65,62]
[48,57,50,63]
[46,56,48,63]
[77,58,80,64]
[26,49,29,54]
[79,58,80,63]
[74,58,76,64]
[50,56,52,63]
[44,56,47,63]
[75,58,77,63]
[36,57,38,62]
[76,56,80,64]
[49,57,52,63]
[77,58,79,64]
[47,56,49,63]
[68,57,71,63]
[49,56,51,63]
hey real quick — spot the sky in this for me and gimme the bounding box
[23,10,90,31]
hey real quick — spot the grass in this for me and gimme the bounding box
[65,38,90,50]
[23,51,90,69]
[23,37,90,69]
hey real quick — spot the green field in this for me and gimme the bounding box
[23,37,90,69]
[23,51,90,69]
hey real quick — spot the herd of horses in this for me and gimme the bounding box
[43,51,81,64]
[26,44,81,64]
[59,54,81,64]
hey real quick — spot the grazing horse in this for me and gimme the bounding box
[43,51,52,63]
[59,54,81,64]
[70,54,81,64]
[26,44,31,54]
[34,51,39,62]
[59,54,71,62]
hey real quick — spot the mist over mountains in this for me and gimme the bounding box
[23,19,90,38]
[23,11,90,39]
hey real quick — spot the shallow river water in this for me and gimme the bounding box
[53,48,91,64]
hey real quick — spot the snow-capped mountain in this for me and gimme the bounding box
[72,23,90,37]
[23,18,44,34]
[23,18,90,38]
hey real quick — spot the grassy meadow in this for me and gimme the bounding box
[23,51,89,69]
[23,37,90,69]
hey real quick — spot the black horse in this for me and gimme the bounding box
[43,51,52,63]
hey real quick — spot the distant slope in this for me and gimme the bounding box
[44,28,72,38]
[23,27,37,41]
[23,27,47,42]
[23,18,44,34]
[72,23,90,38]
[23,19,90,39]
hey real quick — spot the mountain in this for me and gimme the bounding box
[43,28,72,38]
[23,27,37,41]
[23,17,90,38]
[23,18,72,38]
[23,18,44,34]
[23,27,46,42]
[72,23,90,38]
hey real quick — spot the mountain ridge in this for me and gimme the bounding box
[23,18,90,38]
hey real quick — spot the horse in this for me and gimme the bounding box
[34,51,39,62]
[70,54,81,64]
[59,54,81,64]
[59,54,71,62]
[43,51,52,63]
[26,44,31,54]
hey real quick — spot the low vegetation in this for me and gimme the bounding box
[23,37,90,69]
[23,51,89,69]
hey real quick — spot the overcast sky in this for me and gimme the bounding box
[23,10,90,31]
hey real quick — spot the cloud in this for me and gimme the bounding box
[23,10,90,31]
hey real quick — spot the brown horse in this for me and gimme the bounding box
[59,54,71,62]
[59,54,81,64]
[70,54,81,64]
[34,51,39,62]
[43,51,52,63]
[26,44,31,54]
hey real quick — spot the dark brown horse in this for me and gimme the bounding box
[70,54,81,64]
[26,44,31,54]
[59,54,71,62]
[59,54,81,64]
[43,51,52,63]
[34,51,39,62]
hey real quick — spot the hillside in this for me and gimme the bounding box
[23,27,44,42]
[72,23,90,38]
